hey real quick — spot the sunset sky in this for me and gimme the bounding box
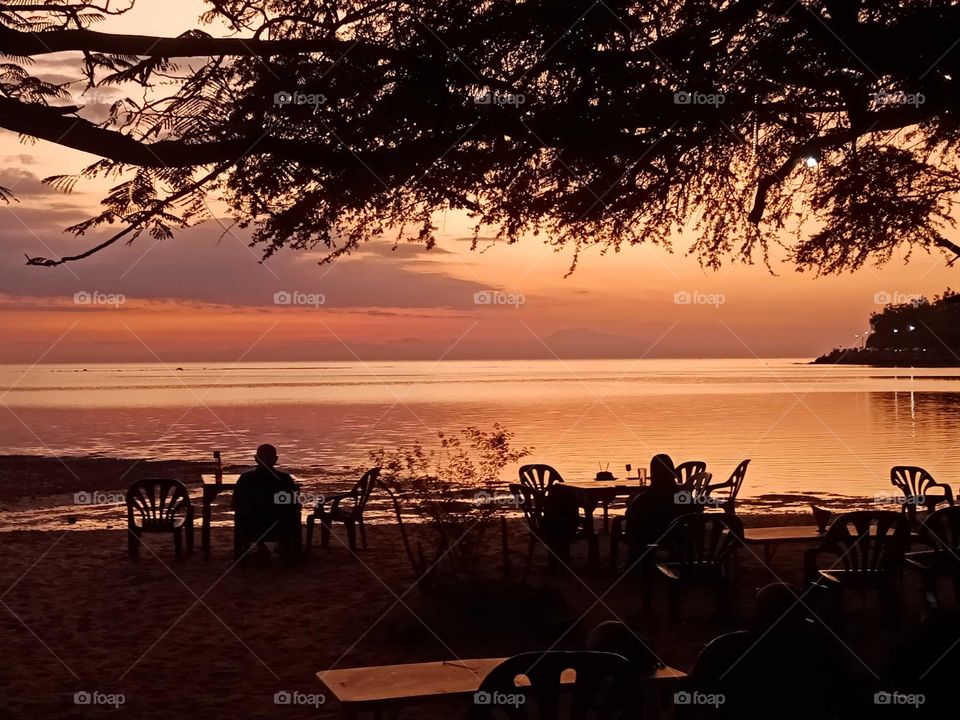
[2,1,959,364]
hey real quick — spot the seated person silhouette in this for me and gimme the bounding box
[886,608,960,719]
[232,444,301,563]
[586,620,661,672]
[585,620,661,714]
[623,454,683,565]
[540,488,586,568]
[687,582,846,719]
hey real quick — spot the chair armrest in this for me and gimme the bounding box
[704,480,733,494]
[656,563,680,581]
[930,482,954,503]
[803,545,840,584]
[314,490,354,514]
[911,530,947,555]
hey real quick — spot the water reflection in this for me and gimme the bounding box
[3,360,960,506]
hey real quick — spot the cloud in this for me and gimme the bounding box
[0,219,515,311]
[348,242,454,260]
[0,168,69,197]
[6,154,38,166]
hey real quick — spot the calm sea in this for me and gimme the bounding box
[3,359,960,505]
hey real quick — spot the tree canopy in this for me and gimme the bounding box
[5,0,960,272]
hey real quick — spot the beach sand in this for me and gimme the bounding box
[0,456,926,719]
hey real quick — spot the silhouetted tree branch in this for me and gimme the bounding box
[5,0,960,272]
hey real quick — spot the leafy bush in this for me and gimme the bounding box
[368,424,531,585]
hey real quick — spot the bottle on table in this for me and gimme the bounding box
[213,450,222,484]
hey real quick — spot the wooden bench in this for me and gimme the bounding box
[743,525,826,563]
[317,657,686,718]
[743,524,920,564]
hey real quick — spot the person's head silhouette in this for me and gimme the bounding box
[749,582,806,635]
[649,453,676,489]
[255,443,279,468]
[585,620,660,671]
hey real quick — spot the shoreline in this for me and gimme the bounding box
[0,454,930,719]
[0,454,894,533]
[813,347,960,366]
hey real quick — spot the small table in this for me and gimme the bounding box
[317,657,686,719]
[555,479,647,532]
[200,474,240,558]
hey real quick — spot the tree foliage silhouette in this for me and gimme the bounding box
[5,0,960,272]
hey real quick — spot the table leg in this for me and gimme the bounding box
[764,543,776,565]
[500,515,511,578]
[582,500,598,535]
[582,500,601,566]
[202,488,213,559]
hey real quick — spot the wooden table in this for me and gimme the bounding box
[743,525,827,563]
[317,657,686,719]
[200,474,240,558]
[742,525,921,564]
[554,479,648,533]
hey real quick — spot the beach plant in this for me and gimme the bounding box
[368,424,531,588]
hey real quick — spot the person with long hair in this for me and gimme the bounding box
[623,454,682,562]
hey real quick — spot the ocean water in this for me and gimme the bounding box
[2,358,960,504]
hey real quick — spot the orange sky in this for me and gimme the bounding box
[2,1,959,364]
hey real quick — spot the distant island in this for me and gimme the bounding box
[815,289,960,366]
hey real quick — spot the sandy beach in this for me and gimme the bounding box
[0,455,927,719]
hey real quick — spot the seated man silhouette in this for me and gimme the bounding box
[586,620,660,672]
[687,582,847,719]
[232,444,301,563]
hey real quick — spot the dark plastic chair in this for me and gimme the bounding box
[609,472,710,573]
[679,471,713,510]
[516,465,573,568]
[675,460,707,489]
[511,482,546,569]
[466,651,634,720]
[703,459,750,514]
[906,506,960,610]
[126,478,194,560]
[890,466,954,522]
[804,510,911,622]
[656,513,744,623]
[516,482,598,572]
[518,464,565,499]
[307,467,378,551]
